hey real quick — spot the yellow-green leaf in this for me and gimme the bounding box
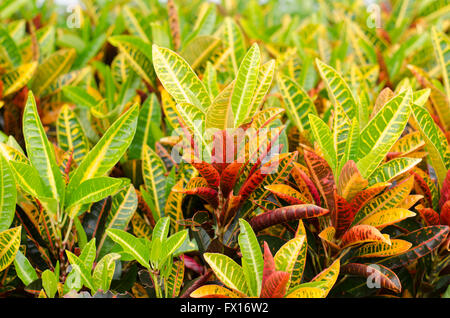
[0,226,21,272]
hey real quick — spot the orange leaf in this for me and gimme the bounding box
[341,224,390,248]
[265,184,308,205]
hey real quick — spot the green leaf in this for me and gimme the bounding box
[231,43,260,127]
[79,238,96,270]
[357,89,412,178]
[411,104,450,187]
[106,228,150,268]
[56,105,89,165]
[203,62,219,98]
[13,250,38,286]
[206,81,234,130]
[277,74,317,132]
[22,92,64,210]
[149,237,162,268]
[0,27,21,68]
[187,2,216,41]
[152,216,171,244]
[0,226,21,272]
[290,221,308,288]
[165,260,184,298]
[8,161,47,199]
[92,253,121,292]
[308,114,337,174]
[338,117,360,176]
[142,145,167,219]
[1,61,37,96]
[74,217,87,250]
[316,58,358,120]
[108,35,155,86]
[152,44,211,112]
[368,157,421,185]
[333,102,352,164]
[92,61,116,111]
[66,104,139,217]
[129,94,162,159]
[431,28,450,112]
[31,49,76,96]
[238,219,263,297]
[0,154,16,231]
[175,102,210,159]
[204,253,248,296]
[181,35,222,71]
[122,6,152,42]
[63,269,82,295]
[246,59,276,122]
[98,184,137,256]
[274,235,306,279]
[65,177,124,210]
[41,269,58,298]
[220,17,246,75]
[63,86,99,109]
[65,251,95,292]
[161,230,188,264]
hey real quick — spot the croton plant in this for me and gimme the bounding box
[0,0,448,299]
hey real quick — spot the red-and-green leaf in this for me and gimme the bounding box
[377,225,449,269]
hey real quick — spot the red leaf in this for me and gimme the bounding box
[341,224,388,247]
[237,167,267,201]
[304,150,336,226]
[411,170,433,208]
[220,161,243,198]
[237,126,284,182]
[335,193,354,238]
[416,206,440,226]
[292,163,321,205]
[349,182,390,214]
[185,157,220,189]
[249,204,329,232]
[260,271,290,298]
[340,263,401,293]
[219,195,242,226]
[439,170,450,209]
[262,241,276,284]
[211,130,233,174]
[183,187,219,208]
[181,255,203,274]
[440,201,450,226]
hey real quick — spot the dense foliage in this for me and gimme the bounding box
[0,0,449,298]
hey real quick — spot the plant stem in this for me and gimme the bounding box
[149,270,163,298]
[62,219,73,245]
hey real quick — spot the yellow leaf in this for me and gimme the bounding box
[354,239,412,258]
[285,287,325,298]
[360,208,416,228]
[190,284,242,298]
